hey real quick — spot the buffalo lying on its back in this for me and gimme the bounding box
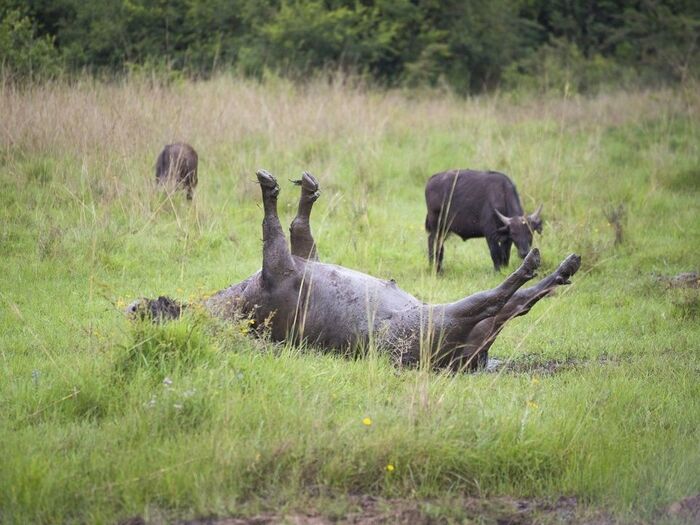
[129,170,580,371]
[155,143,198,200]
[425,170,542,271]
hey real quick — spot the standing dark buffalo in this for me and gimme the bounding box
[425,170,543,272]
[129,170,580,371]
[155,143,198,200]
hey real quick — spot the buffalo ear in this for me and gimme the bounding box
[529,218,543,234]
[496,225,510,241]
[529,204,543,233]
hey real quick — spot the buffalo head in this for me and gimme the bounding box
[495,204,543,259]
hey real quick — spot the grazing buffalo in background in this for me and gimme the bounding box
[129,170,580,371]
[155,143,198,200]
[425,170,543,272]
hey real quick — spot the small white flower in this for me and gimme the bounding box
[173,403,183,410]
[144,397,157,409]
[183,389,197,398]
[163,377,173,387]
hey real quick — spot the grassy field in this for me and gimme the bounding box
[1,75,699,524]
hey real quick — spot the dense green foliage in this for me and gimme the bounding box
[1,0,699,92]
[1,77,698,523]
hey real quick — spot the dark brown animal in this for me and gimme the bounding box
[155,143,198,200]
[130,170,579,371]
[425,170,542,272]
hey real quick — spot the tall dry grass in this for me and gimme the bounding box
[2,74,696,237]
[3,73,696,165]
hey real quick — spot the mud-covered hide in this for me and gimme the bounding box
[127,296,184,322]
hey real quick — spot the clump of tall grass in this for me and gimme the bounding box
[116,315,217,380]
[670,289,700,321]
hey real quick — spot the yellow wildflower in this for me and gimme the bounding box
[527,400,539,409]
[362,417,372,426]
[385,464,395,472]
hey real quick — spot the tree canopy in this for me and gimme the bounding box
[1,0,698,92]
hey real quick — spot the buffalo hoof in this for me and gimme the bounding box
[554,254,582,285]
[520,248,541,279]
[291,171,320,201]
[257,169,280,197]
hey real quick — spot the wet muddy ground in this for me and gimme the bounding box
[654,271,699,289]
[484,354,626,375]
[133,495,613,525]
[118,492,700,524]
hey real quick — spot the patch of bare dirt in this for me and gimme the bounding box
[138,495,617,525]
[118,518,147,525]
[666,493,700,523]
[490,354,625,375]
[654,271,700,289]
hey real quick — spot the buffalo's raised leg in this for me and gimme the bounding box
[257,169,297,285]
[450,253,581,371]
[445,248,541,325]
[289,172,320,261]
[500,253,581,318]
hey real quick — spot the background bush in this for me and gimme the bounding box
[0,7,61,81]
[2,0,698,92]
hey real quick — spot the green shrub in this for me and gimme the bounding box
[502,38,634,95]
[0,9,62,81]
